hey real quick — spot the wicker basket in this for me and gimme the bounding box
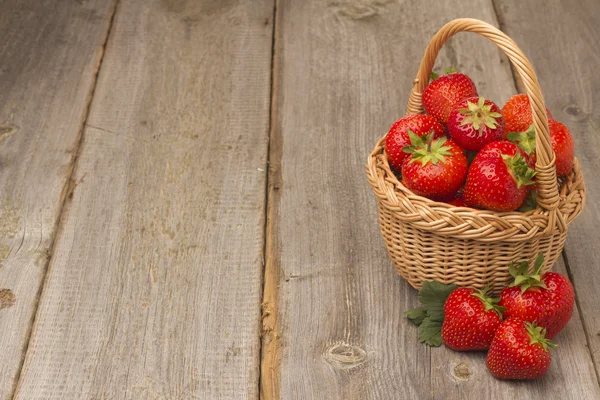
[366,18,586,293]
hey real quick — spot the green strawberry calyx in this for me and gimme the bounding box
[458,97,502,132]
[502,152,536,188]
[430,67,457,82]
[518,189,538,212]
[470,285,506,318]
[402,131,453,166]
[507,124,537,156]
[509,252,548,293]
[525,321,557,352]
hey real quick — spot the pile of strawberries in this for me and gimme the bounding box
[385,69,575,211]
[406,253,574,380]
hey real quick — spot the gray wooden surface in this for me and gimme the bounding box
[0,0,599,399]
[11,0,273,398]
[0,1,118,398]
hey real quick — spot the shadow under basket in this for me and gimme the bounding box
[366,18,586,293]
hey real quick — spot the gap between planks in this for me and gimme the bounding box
[8,1,121,398]
[259,0,282,399]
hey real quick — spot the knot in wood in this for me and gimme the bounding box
[451,361,473,381]
[324,342,366,370]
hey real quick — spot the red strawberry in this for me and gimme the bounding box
[499,253,574,339]
[486,320,556,380]
[549,120,575,176]
[502,94,553,133]
[507,120,575,177]
[401,133,467,200]
[385,115,445,170]
[463,141,536,211]
[422,72,478,125]
[441,287,504,350]
[447,97,505,152]
[447,193,468,207]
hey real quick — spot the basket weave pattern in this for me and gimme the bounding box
[366,18,586,292]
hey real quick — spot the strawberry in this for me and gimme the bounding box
[441,287,504,350]
[447,193,468,207]
[502,94,553,133]
[549,120,575,176]
[486,320,556,380]
[463,141,536,211]
[499,253,574,339]
[422,72,478,125]
[447,97,505,152]
[507,120,575,177]
[401,133,467,201]
[385,115,445,170]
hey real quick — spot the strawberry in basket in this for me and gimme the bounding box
[422,70,478,125]
[401,132,467,201]
[508,120,575,177]
[502,94,553,134]
[463,141,536,211]
[384,114,445,170]
[447,97,505,152]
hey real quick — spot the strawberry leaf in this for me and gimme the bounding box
[444,66,457,74]
[405,281,457,347]
[418,317,443,347]
[430,71,439,81]
[518,190,537,212]
[509,253,548,292]
[418,281,458,322]
[507,125,537,155]
[405,307,427,326]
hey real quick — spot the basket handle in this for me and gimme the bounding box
[406,18,565,232]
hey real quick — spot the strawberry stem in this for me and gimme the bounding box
[525,321,557,352]
[502,152,537,188]
[404,131,453,166]
[458,97,502,133]
[509,252,548,293]
[471,285,506,318]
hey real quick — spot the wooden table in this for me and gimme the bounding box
[1,0,599,398]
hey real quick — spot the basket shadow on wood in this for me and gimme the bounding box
[366,18,586,293]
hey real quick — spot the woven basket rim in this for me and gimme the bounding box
[366,134,586,243]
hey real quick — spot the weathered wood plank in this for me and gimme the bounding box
[495,0,600,384]
[0,1,117,398]
[13,0,274,398]
[269,0,600,398]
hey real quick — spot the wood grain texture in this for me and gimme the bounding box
[0,1,117,398]
[270,0,600,398]
[494,0,600,384]
[13,0,273,398]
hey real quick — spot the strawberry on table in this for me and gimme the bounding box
[502,93,553,133]
[441,286,504,351]
[447,97,505,152]
[508,121,574,177]
[499,253,575,339]
[385,114,445,170]
[486,319,556,380]
[401,133,467,201]
[422,71,478,125]
[463,141,536,211]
